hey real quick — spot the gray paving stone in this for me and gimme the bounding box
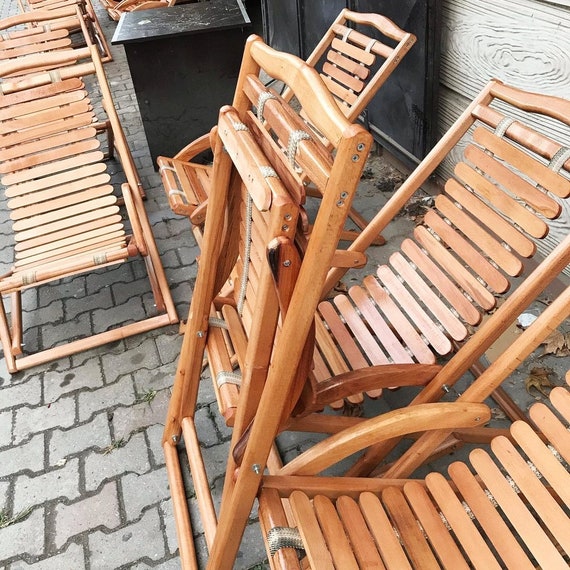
[154,333,183,367]
[13,458,80,513]
[0,433,44,477]
[88,507,165,568]
[0,378,41,412]
[54,481,120,549]
[132,363,175,395]
[101,346,146,385]
[159,499,178,557]
[40,311,91,350]
[64,286,114,321]
[0,410,12,447]
[121,467,170,521]
[0,479,9,511]
[92,299,147,336]
[10,543,86,570]
[0,507,44,562]
[43,356,103,402]
[194,407,221,447]
[84,432,150,492]
[129,557,181,570]
[14,397,75,444]
[49,412,111,466]
[112,388,170,440]
[78,375,136,422]
[145,424,166,467]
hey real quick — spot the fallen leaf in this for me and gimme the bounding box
[541,330,570,357]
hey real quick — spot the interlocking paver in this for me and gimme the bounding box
[49,412,111,465]
[88,507,165,568]
[0,410,12,447]
[145,424,166,467]
[14,397,75,444]
[159,499,178,556]
[112,388,170,440]
[0,479,9,510]
[78,375,136,422]
[0,507,45,561]
[84,432,150,492]
[54,481,120,549]
[0,377,41,411]
[43,356,103,402]
[10,543,86,570]
[13,458,80,512]
[0,434,44,478]
[122,467,170,521]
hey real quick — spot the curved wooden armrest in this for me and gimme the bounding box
[173,133,213,162]
[0,6,77,29]
[301,363,442,415]
[0,46,91,77]
[278,402,491,476]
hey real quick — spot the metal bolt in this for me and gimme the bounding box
[284,213,292,221]
[283,260,291,267]
[172,435,179,443]
[357,143,366,151]
[352,154,360,162]
[340,191,348,199]
[282,224,289,231]
[252,464,261,474]
[442,384,450,393]
[197,330,204,338]
[336,200,344,207]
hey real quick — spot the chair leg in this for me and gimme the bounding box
[10,291,23,356]
[0,295,17,373]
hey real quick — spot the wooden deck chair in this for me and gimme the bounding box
[100,0,172,21]
[158,10,415,245]
[0,45,177,372]
[185,78,570,431]
[14,0,111,61]
[255,372,570,569]
[162,36,374,569]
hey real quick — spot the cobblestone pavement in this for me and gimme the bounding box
[1,2,569,569]
[0,1,268,568]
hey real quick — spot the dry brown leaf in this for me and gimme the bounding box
[524,366,554,396]
[541,330,570,357]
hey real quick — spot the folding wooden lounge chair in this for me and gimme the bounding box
[162,35,374,569]
[0,45,177,372]
[158,9,416,245]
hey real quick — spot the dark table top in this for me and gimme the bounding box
[112,0,250,45]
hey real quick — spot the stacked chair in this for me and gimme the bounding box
[160,33,570,569]
[0,12,177,373]
[158,9,416,246]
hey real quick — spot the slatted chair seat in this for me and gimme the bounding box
[258,381,570,569]
[0,45,176,372]
[11,1,111,62]
[158,9,415,245]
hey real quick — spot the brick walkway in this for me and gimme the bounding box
[0,2,268,568]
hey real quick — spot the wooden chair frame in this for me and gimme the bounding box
[162,36,373,569]
[158,9,415,246]
[164,73,570,568]
[0,45,177,372]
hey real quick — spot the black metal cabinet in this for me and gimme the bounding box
[260,0,440,165]
[112,0,251,166]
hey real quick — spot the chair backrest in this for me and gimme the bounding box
[282,9,415,125]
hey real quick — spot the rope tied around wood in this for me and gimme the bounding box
[257,91,277,122]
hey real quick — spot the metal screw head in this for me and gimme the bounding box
[281,224,289,231]
[252,464,261,475]
[356,143,366,151]
[284,213,292,221]
[172,435,179,443]
[283,260,291,267]
[197,330,204,338]
[340,191,348,199]
[352,154,360,162]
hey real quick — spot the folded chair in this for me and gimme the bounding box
[162,35,374,569]
[0,45,177,373]
[158,9,416,246]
